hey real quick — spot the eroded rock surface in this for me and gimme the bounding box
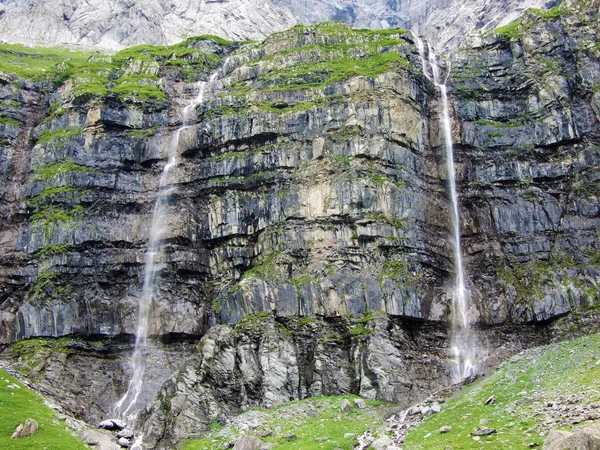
[0,2,598,446]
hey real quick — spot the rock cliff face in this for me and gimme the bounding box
[0,0,599,447]
[0,0,558,53]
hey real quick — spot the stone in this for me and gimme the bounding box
[371,436,394,450]
[408,406,421,415]
[440,426,452,434]
[485,396,496,405]
[354,399,367,409]
[480,418,493,425]
[233,435,264,450]
[431,403,441,413]
[344,433,356,439]
[79,429,121,449]
[472,427,497,436]
[341,399,353,412]
[98,419,126,431]
[421,406,432,416]
[117,437,130,448]
[255,429,272,437]
[117,429,135,439]
[11,419,38,439]
[543,423,600,450]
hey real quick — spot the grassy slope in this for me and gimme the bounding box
[0,368,88,449]
[404,333,600,449]
[182,395,391,450]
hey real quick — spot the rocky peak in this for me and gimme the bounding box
[0,0,561,53]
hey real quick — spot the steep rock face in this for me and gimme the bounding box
[0,1,598,443]
[277,0,560,52]
[450,1,600,324]
[0,0,557,53]
[0,0,297,50]
[138,314,549,449]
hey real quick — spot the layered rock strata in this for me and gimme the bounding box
[0,1,598,445]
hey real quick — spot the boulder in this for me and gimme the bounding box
[371,436,394,450]
[11,418,38,439]
[543,423,600,450]
[233,435,263,450]
[354,398,367,409]
[98,419,126,431]
[341,399,353,411]
[117,428,135,439]
[471,426,497,436]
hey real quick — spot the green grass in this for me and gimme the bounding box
[495,19,526,40]
[0,116,21,126]
[0,43,94,82]
[0,367,88,449]
[0,35,228,100]
[530,6,563,19]
[36,128,83,144]
[182,395,388,450]
[404,333,600,449]
[32,160,94,181]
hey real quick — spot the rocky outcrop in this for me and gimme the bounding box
[0,0,558,53]
[136,313,547,449]
[0,1,598,446]
[450,0,600,324]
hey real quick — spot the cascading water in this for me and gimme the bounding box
[413,33,479,382]
[115,69,223,421]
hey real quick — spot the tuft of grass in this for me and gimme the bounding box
[404,334,600,449]
[495,19,526,40]
[0,367,88,449]
[0,43,94,82]
[32,160,94,181]
[36,128,82,144]
[0,116,21,126]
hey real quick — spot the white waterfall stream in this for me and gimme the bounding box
[413,34,479,382]
[115,70,221,421]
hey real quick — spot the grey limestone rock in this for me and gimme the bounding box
[11,418,38,439]
[341,399,353,411]
[233,435,264,450]
[371,435,394,450]
[543,422,600,450]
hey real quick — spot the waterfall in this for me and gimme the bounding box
[413,33,479,382]
[114,70,220,420]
